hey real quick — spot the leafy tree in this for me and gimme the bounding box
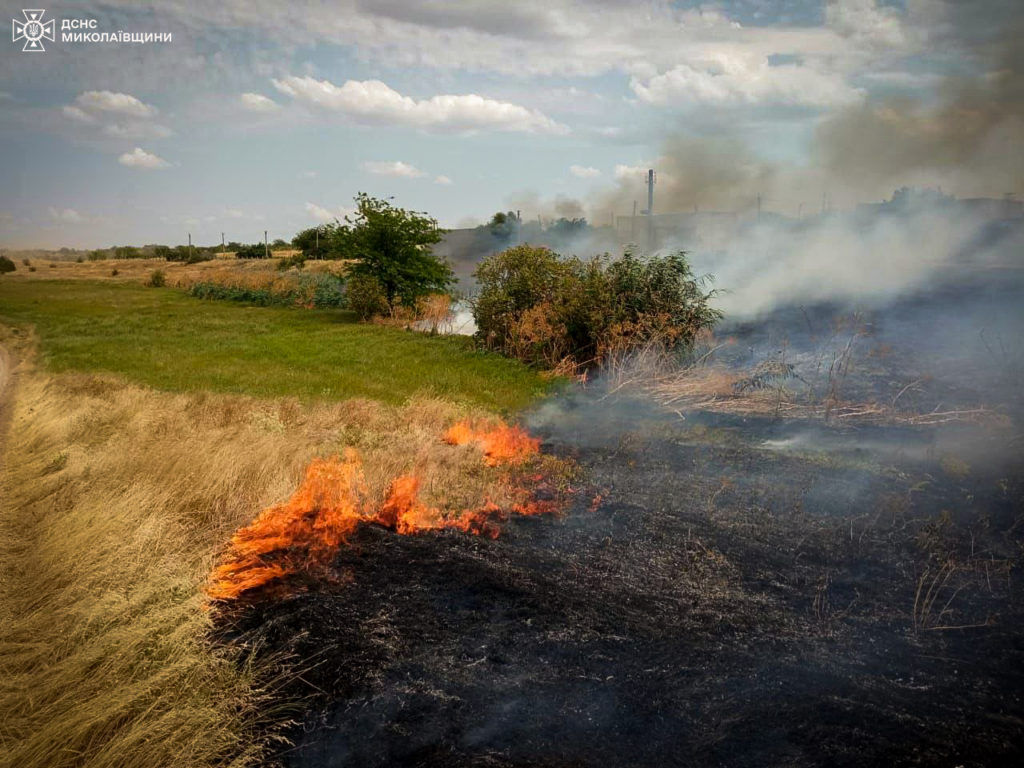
[292,224,335,260]
[333,193,452,308]
[487,211,519,241]
[0,255,16,274]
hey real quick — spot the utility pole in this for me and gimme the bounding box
[221,232,225,253]
[188,232,193,261]
[264,230,269,259]
[315,227,319,259]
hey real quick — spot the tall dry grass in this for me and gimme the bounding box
[0,332,523,768]
[3,257,294,286]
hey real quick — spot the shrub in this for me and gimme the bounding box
[346,273,389,320]
[111,268,119,277]
[0,255,16,274]
[472,246,721,371]
[28,266,36,272]
[146,269,166,288]
[187,272,346,309]
[234,243,268,259]
[22,258,30,266]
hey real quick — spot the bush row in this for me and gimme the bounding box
[472,245,721,371]
[188,272,346,308]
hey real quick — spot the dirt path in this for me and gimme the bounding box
[0,340,18,471]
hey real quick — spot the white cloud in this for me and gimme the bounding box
[272,76,569,135]
[64,90,171,139]
[362,160,425,178]
[304,202,354,223]
[101,121,173,139]
[75,90,157,118]
[569,164,601,178]
[240,92,280,112]
[433,175,453,185]
[301,170,318,178]
[630,51,863,108]
[48,207,84,223]
[62,105,97,123]
[614,164,651,180]
[826,0,906,50]
[118,147,170,170]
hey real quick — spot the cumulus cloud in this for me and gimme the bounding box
[48,207,84,223]
[118,147,170,170]
[62,105,97,123]
[272,76,569,135]
[630,51,863,108]
[362,160,425,178]
[305,202,354,222]
[64,90,171,139]
[569,164,601,178]
[434,175,453,185]
[613,164,652,180]
[75,90,157,118]
[240,92,280,112]
[101,121,173,139]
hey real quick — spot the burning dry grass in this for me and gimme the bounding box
[208,419,564,601]
[0,329,566,768]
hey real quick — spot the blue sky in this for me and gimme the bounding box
[0,0,1017,248]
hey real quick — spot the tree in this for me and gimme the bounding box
[292,224,335,260]
[333,193,452,308]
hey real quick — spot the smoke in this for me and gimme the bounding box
[815,29,1024,204]
[689,205,1023,319]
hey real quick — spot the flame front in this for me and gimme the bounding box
[443,419,541,466]
[208,419,559,601]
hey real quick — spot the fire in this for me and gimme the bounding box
[208,420,560,601]
[443,419,541,466]
[207,450,370,601]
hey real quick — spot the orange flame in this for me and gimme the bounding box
[443,419,541,466]
[207,450,370,600]
[208,421,557,601]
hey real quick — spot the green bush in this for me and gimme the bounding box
[0,256,16,274]
[472,245,721,370]
[234,243,268,259]
[146,270,166,288]
[346,273,389,320]
[188,273,346,309]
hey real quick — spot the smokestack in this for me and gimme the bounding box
[647,169,656,252]
[647,169,655,216]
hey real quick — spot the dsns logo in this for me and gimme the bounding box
[12,9,54,52]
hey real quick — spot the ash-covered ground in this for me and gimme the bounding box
[218,268,1024,768]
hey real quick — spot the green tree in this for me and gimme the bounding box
[334,193,452,308]
[292,224,335,260]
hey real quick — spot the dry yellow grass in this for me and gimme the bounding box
[7,255,350,287]
[0,327,542,768]
[6,256,283,285]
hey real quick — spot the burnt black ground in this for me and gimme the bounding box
[217,395,1024,768]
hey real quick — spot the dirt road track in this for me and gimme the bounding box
[0,341,16,468]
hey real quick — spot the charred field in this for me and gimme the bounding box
[214,270,1024,768]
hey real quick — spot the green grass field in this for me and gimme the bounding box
[0,279,550,412]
